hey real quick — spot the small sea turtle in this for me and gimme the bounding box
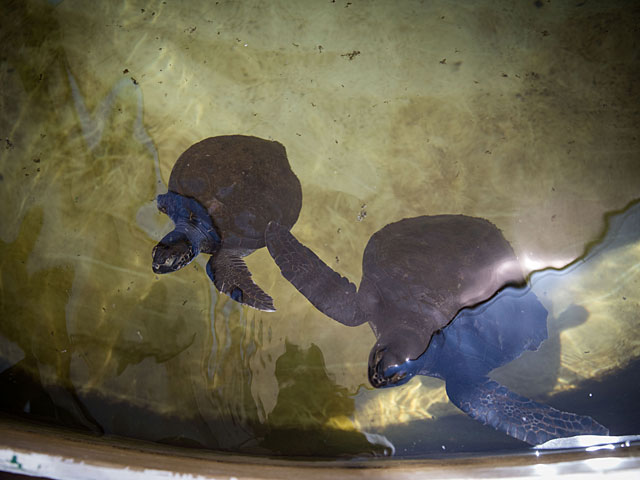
[265,215,609,444]
[152,135,301,311]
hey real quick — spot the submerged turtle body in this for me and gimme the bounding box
[168,136,301,251]
[418,285,606,444]
[265,215,609,444]
[152,135,302,311]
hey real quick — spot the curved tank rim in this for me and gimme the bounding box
[1,417,639,480]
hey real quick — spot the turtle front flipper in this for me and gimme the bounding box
[265,221,362,326]
[445,376,609,445]
[206,251,275,312]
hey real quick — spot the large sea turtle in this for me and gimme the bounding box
[265,215,609,444]
[152,135,302,311]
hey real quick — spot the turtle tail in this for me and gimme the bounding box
[445,376,609,445]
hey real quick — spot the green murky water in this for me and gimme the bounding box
[0,0,639,459]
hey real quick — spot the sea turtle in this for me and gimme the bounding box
[152,135,302,311]
[265,215,609,444]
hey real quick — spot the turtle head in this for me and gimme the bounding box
[367,326,430,389]
[153,191,221,274]
[152,229,198,274]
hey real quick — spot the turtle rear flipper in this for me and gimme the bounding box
[207,251,275,312]
[445,376,609,445]
[265,221,362,326]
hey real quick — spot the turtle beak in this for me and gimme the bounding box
[368,348,388,388]
[368,347,409,388]
[368,344,418,388]
[152,240,195,273]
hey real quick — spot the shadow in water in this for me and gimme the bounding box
[0,336,392,457]
[260,341,393,457]
[0,208,101,434]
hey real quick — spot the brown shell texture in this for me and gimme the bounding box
[168,135,302,250]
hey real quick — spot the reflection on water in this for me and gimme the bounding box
[0,0,639,460]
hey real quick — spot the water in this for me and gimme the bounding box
[1,0,639,460]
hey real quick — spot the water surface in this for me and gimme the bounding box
[1,0,639,459]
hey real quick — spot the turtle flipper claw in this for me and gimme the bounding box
[207,252,275,312]
[445,376,609,445]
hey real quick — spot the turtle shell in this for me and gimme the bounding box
[168,135,302,250]
[358,215,526,334]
